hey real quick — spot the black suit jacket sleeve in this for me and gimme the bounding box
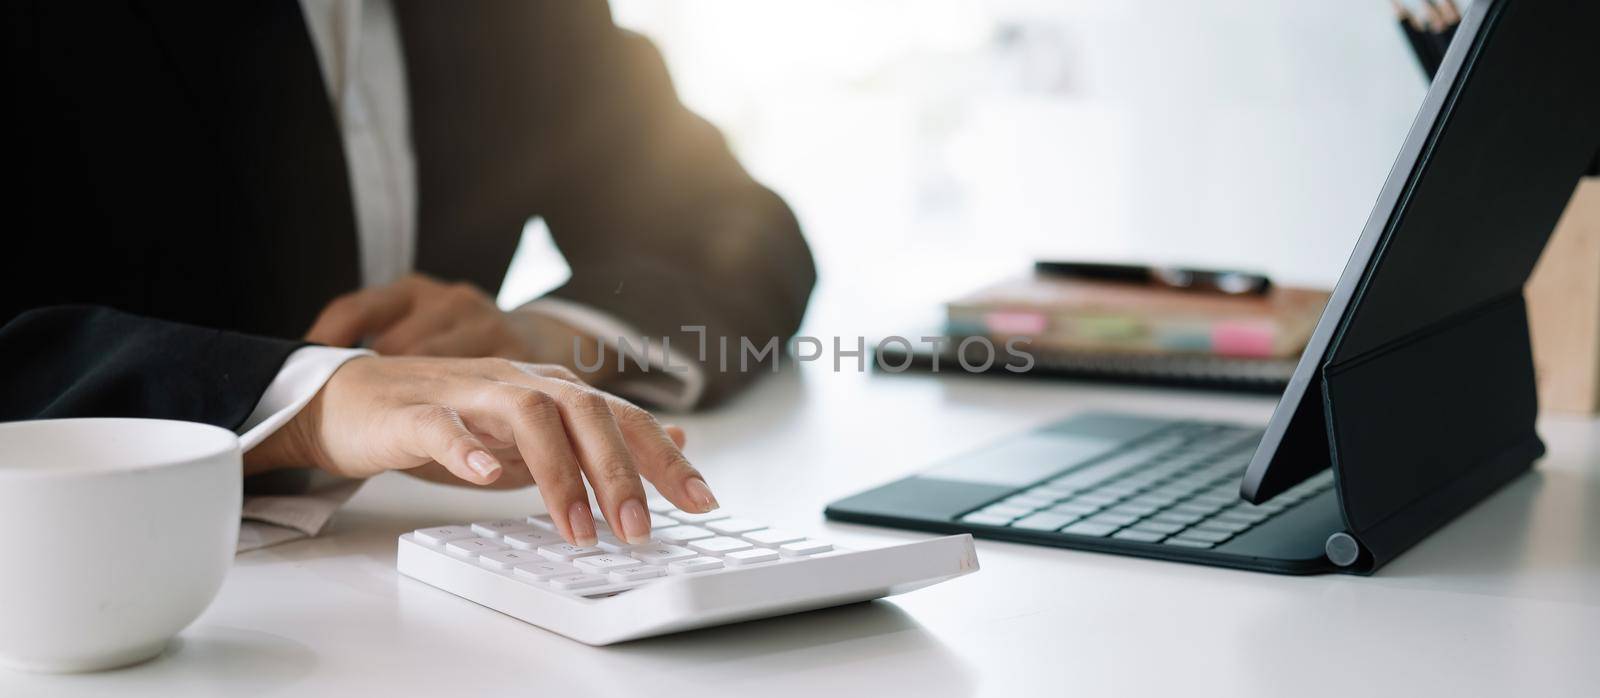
[398,1,817,407]
[0,306,302,429]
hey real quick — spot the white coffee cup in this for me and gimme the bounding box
[0,418,241,673]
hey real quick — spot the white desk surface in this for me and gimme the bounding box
[7,365,1599,697]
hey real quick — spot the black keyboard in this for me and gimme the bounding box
[955,423,1335,549]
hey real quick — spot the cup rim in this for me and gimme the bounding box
[0,418,240,479]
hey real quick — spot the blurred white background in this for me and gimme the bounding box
[508,1,1436,337]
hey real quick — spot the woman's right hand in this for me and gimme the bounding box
[244,356,719,547]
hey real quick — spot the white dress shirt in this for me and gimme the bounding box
[233,1,702,545]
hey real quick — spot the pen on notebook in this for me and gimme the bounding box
[1033,261,1273,296]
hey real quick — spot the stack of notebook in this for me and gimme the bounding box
[875,271,1330,393]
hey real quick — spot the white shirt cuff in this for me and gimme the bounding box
[239,346,374,451]
[516,297,706,411]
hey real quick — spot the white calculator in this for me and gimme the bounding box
[396,500,979,645]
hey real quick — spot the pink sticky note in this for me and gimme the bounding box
[984,310,1049,336]
[1211,321,1276,358]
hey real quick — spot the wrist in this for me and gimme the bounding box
[242,376,335,476]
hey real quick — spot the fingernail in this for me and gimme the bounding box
[567,501,598,546]
[466,451,501,479]
[618,499,651,545]
[685,477,719,513]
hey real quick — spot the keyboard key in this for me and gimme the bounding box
[650,513,679,529]
[503,530,562,550]
[978,503,1036,518]
[575,554,645,572]
[525,514,559,531]
[413,526,479,546]
[1216,506,1272,524]
[479,549,542,571]
[668,557,724,574]
[446,538,507,558]
[1001,494,1056,509]
[547,573,608,591]
[1170,502,1224,516]
[1084,512,1141,527]
[1163,538,1216,549]
[512,560,580,581]
[1107,502,1160,517]
[669,510,731,524]
[1151,510,1205,525]
[689,536,753,555]
[1096,481,1144,497]
[1112,529,1168,544]
[960,513,1016,527]
[1024,485,1077,500]
[1047,501,1102,516]
[777,540,833,557]
[537,543,605,561]
[647,499,677,513]
[1173,528,1234,544]
[707,518,767,535]
[744,529,806,546]
[1194,519,1251,534]
[634,544,697,564]
[1127,493,1181,508]
[1129,520,1186,535]
[1011,512,1079,531]
[727,548,783,565]
[609,565,667,582]
[471,519,537,538]
[1066,492,1122,506]
[656,526,716,543]
[1061,521,1120,537]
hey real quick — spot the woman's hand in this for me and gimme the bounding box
[244,356,718,546]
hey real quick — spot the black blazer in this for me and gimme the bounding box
[0,0,816,427]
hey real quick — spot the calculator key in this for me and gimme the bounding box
[960,513,1016,527]
[707,518,767,535]
[479,549,541,571]
[413,526,478,546]
[609,565,667,582]
[503,530,562,550]
[744,529,806,546]
[594,531,638,554]
[471,519,537,538]
[547,573,608,591]
[656,526,716,543]
[1010,512,1078,531]
[668,557,725,574]
[726,548,781,565]
[689,536,753,555]
[669,510,732,524]
[537,543,605,561]
[777,540,832,557]
[650,513,679,529]
[512,560,580,581]
[445,538,507,558]
[1112,529,1168,544]
[574,554,645,572]
[634,544,697,564]
[1061,521,1120,537]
